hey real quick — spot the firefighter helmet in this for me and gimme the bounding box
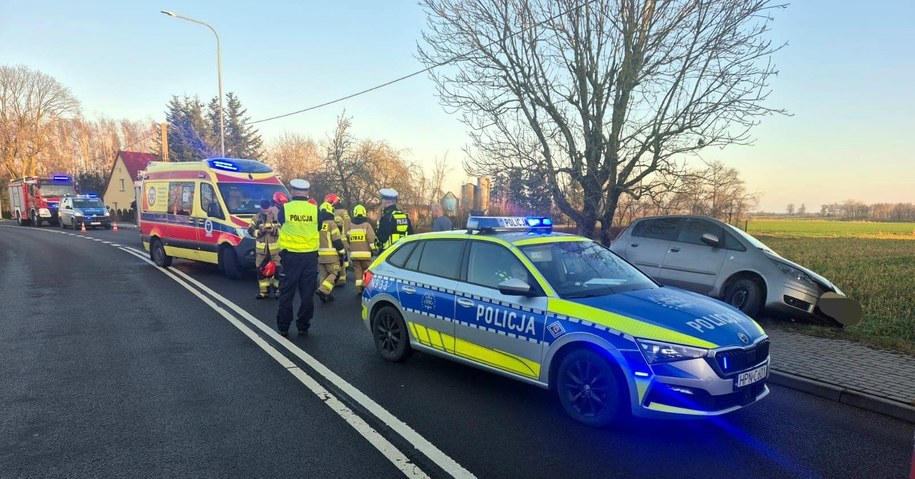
[272,192,289,206]
[320,201,334,214]
[353,204,367,217]
[260,259,277,278]
[325,193,339,206]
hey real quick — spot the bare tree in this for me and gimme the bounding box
[419,0,785,243]
[266,131,321,182]
[0,64,80,178]
[786,203,795,215]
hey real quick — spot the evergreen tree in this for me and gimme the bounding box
[207,92,264,160]
[163,95,216,161]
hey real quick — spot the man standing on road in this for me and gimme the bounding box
[275,179,320,336]
[375,188,413,253]
[316,201,347,303]
[248,198,282,300]
[347,204,377,294]
[430,203,452,232]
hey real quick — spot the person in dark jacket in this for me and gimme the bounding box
[375,188,413,252]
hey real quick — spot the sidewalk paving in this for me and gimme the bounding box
[766,327,915,423]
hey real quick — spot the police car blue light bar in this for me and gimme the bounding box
[466,216,552,233]
[51,174,73,182]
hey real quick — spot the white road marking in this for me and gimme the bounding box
[118,247,443,479]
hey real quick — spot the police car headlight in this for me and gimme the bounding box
[636,339,708,364]
[75,212,84,217]
[103,210,110,217]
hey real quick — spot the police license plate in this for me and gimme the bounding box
[736,364,767,388]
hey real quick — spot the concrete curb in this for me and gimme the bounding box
[770,370,915,424]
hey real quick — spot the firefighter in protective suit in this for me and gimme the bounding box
[248,197,283,299]
[376,188,413,252]
[317,201,347,303]
[326,193,351,287]
[347,204,377,294]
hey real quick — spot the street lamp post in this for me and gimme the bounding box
[161,10,225,157]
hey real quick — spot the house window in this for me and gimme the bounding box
[120,179,125,192]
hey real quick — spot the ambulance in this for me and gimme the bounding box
[138,158,289,278]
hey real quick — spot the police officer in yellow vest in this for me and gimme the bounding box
[275,179,320,336]
[347,204,377,294]
[376,188,413,252]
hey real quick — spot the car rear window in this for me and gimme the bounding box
[386,241,417,268]
[415,239,465,280]
[632,218,680,240]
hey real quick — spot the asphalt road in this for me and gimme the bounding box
[1,221,912,479]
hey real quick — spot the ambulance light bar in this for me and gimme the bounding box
[208,158,240,172]
[466,216,552,233]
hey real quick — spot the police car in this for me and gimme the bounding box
[361,217,770,426]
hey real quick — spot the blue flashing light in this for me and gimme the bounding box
[723,356,729,371]
[634,371,650,377]
[208,158,240,172]
[466,216,553,233]
[51,174,73,182]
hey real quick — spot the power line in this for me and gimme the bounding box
[250,0,596,125]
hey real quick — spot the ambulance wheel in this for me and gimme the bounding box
[556,348,626,427]
[372,305,412,362]
[220,248,242,279]
[151,239,172,268]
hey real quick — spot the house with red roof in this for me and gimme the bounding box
[103,151,158,213]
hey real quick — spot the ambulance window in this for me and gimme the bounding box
[200,183,223,219]
[416,239,465,280]
[168,182,195,216]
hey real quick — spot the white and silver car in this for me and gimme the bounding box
[609,215,860,326]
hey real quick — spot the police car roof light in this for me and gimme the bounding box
[466,216,552,233]
[51,174,72,182]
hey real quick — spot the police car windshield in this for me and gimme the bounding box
[217,183,286,215]
[74,199,104,208]
[520,240,656,298]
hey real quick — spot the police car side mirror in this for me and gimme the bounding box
[498,278,533,296]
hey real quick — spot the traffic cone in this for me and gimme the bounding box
[80,221,86,233]
[112,222,118,232]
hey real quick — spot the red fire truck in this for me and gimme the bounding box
[6,175,78,226]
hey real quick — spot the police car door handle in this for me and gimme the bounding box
[401,286,416,294]
[669,247,680,253]
[630,243,639,247]
[457,298,475,308]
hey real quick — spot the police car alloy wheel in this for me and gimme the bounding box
[372,305,412,362]
[556,349,626,427]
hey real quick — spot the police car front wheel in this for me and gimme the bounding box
[556,348,626,427]
[372,305,412,362]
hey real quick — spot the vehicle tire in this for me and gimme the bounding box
[724,278,764,317]
[151,238,172,268]
[556,348,626,427]
[72,218,77,231]
[104,224,111,230]
[372,305,412,362]
[16,212,25,226]
[220,248,242,279]
[59,218,65,229]
[30,210,40,227]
